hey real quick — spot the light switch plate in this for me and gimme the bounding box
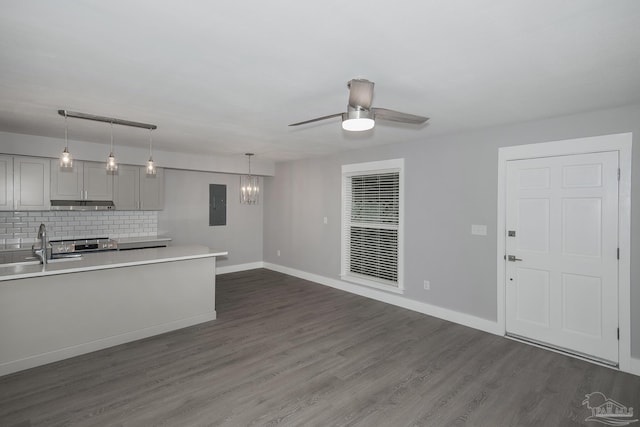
[471,224,487,236]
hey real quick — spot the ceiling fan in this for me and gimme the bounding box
[288,78,429,131]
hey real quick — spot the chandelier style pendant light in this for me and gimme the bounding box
[106,122,118,173]
[59,111,73,169]
[240,153,259,204]
[146,128,156,176]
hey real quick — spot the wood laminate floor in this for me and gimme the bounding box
[1,269,638,426]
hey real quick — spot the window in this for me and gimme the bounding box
[341,159,403,292]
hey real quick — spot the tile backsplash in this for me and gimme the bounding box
[0,211,158,244]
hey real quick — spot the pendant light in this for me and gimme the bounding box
[240,153,259,204]
[59,111,73,168]
[146,128,156,176]
[106,122,118,173]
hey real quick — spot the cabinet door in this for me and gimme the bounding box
[0,155,13,210]
[113,165,140,210]
[139,167,164,210]
[50,159,84,200]
[14,157,50,210]
[84,162,113,201]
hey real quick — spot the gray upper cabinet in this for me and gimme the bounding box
[113,165,140,210]
[139,167,164,210]
[84,162,113,201]
[14,156,50,211]
[113,165,164,210]
[50,159,82,200]
[51,160,113,201]
[0,155,13,211]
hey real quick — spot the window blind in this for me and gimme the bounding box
[343,172,400,286]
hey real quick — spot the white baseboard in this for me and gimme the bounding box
[263,262,501,336]
[217,261,265,275]
[630,357,640,377]
[217,262,640,377]
[0,312,216,377]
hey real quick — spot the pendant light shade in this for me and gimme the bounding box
[106,122,118,173]
[59,112,73,169]
[240,153,259,204]
[146,128,156,176]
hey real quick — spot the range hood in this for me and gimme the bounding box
[50,200,115,211]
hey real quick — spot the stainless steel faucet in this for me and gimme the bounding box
[33,223,48,265]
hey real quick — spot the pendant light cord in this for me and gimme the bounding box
[149,129,153,157]
[64,111,69,149]
[110,122,114,152]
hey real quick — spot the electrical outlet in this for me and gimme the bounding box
[277,250,281,257]
[424,280,430,290]
[323,216,328,224]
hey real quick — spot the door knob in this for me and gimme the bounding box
[507,255,523,262]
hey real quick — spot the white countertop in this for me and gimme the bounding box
[0,245,228,282]
[0,236,172,253]
[114,236,172,245]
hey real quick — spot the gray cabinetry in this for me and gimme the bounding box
[139,167,164,210]
[113,165,139,210]
[51,160,113,201]
[14,157,50,211]
[114,166,163,210]
[84,162,113,201]
[0,155,13,211]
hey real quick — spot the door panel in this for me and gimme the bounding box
[505,151,619,364]
[562,198,601,257]
[562,273,602,338]
[517,198,549,253]
[515,268,550,327]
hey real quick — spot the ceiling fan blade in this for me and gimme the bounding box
[288,112,344,126]
[348,79,374,109]
[372,108,429,124]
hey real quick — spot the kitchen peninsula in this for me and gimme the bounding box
[0,245,227,376]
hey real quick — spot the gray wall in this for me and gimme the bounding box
[159,169,263,268]
[263,103,640,358]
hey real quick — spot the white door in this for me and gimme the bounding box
[505,151,619,364]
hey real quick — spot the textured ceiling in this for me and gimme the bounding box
[1,0,639,161]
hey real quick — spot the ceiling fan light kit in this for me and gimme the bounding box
[341,109,375,131]
[289,78,428,131]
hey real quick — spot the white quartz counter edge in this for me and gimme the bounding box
[0,245,228,282]
[114,236,172,244]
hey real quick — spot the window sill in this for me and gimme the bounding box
[340,275,405,294]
